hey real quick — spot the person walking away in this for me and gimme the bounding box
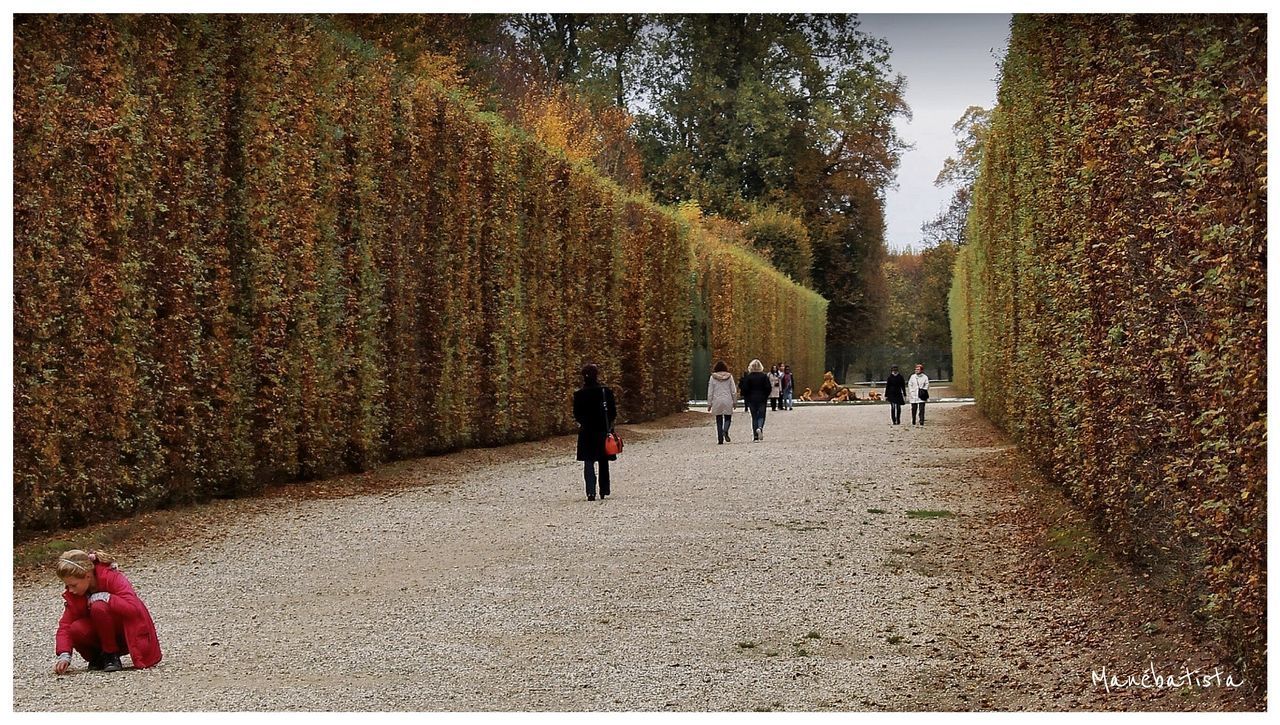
[707,360,738,444]
[52,549,161,674]
[768,365,783,411]
[741,359,773,441]
[885,365,907,426]
[573,363,618,500]
[908,363,930,427]
[781,364,795,410]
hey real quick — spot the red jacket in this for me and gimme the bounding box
[56,563,162,668]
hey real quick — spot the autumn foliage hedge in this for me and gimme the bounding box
[690,225,827,392]
[950,15,1266,674]
[14,15,827,533]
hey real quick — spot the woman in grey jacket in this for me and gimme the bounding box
[707,360,738,444]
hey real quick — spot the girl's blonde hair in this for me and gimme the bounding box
[55,549,116,580]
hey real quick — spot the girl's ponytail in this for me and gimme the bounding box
[88,549,116,566]
[55,549,117,579]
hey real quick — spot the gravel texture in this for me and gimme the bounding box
[12,401,1257,711]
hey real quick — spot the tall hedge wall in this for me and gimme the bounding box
[950,15,1266,673]
[691,231,828,392]
[946,244,973,395]
[14,15,827,533]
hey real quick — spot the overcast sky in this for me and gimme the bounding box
[856,13,1012,252]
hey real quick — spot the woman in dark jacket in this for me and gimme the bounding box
[572,363,618,501]
[884,365,907,426]
[740,358,773,442]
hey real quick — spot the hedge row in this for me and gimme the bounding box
[690,229,827,392]
[951,15,1265,673]
[14,15,827,533]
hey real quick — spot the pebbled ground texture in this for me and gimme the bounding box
[11,400,1257,711]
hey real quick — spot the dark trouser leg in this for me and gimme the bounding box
[918,403,926,426]
[911,403,920,425]
[748,401,766,435]
[717,414,732,442]
[598,459,610,496]
[770,397,778,411]
[584,461,597,498]
[891,402,901,424]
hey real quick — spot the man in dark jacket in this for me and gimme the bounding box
[884,365,907,425]
[740,359,773,441]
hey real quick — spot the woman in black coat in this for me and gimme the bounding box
[740,358,773,442]
[884,365,907,426]
[572,363,618,501]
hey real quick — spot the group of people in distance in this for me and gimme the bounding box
[707,360,933,445]
[570,356,799,502]
[707,358,796,445]
[884,363,932,427]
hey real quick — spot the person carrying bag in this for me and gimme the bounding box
[572,363,618,501]
[908,363,930,427]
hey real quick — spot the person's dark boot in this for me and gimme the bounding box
[87,653,107,671]
[101,654,123,672]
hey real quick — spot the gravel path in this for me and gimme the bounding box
[12,402,1256,711]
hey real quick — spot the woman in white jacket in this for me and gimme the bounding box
[907,363,930,427]
[707,360,739,444]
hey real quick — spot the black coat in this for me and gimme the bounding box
[573,384,617,461]
[740,371,773,405]
[885,372,907,404]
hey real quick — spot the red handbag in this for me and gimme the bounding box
[604,431,623,456]
[601,388,622,456]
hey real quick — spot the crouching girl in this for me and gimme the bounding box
[52,549,161,674]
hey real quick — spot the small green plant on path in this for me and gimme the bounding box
[907,509,954,519]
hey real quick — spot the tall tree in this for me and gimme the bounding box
[632,15,906,214]
[922,105,990,246]
[626,14,908,376]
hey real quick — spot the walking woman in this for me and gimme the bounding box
[781,364,795,410]
[768,365,783,411]
[885,365,907,425]
[907,363,930,427]
[707,360,738,444]
[573,363,618,500]
[741,359,773,441]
